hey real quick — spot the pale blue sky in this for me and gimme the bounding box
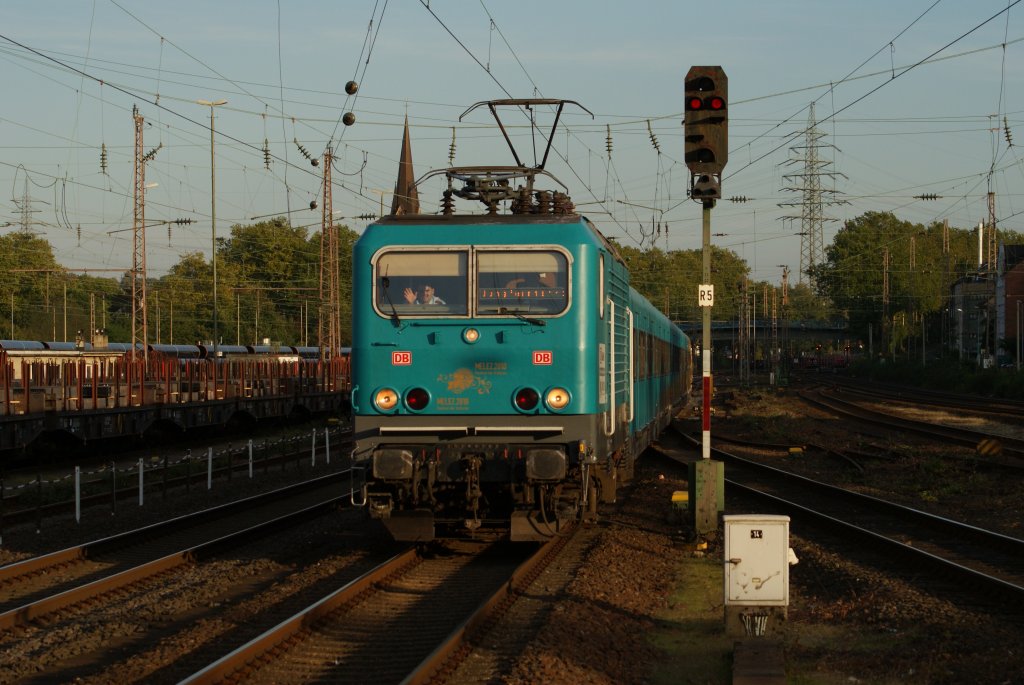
[1,0,1021,285]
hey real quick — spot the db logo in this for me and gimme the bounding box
[392,351,412,366]
[532,350,553,365]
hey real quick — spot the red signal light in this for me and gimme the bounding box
[709,96,725,110]
[687,97,703,111]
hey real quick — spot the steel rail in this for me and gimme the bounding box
[0,491,346,630]
[0,477,352,629]
[668,428,1024,606]
[799,388,1024,462]
[178,548,421,685]
[726,478,1024,604]
[402,526,576,685]
[0,471,350,582]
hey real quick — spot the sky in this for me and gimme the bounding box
[1,0,1023,287]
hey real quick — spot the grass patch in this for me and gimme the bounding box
[648,555,733,684]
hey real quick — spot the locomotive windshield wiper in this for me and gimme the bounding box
[381,276,401,325]
[499,307,545,326]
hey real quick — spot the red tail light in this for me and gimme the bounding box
[515,387,539,411]
[405,387,429,411]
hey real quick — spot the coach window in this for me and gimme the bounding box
[476,250,569,316]
[374,250,468,316]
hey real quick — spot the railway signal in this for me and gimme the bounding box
[684,65,728,202]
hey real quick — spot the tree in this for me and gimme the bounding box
[811,211,1002,352]
[151,217,361,347]
[617,243,751,322]
[0,233,65,339]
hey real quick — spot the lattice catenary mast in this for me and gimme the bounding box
[778,102,847,286]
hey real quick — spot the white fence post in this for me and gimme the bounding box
[138,458,144,507]
[75,466,81,523]
[311,428,317,467]
[325,429,331,465]
[248,439,254,479]
[207,447,213,490]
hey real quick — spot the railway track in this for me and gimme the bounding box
[0,430,356,526]
[825,376,1024,418]
[180,529,576,684]
[0,473,350,629]
[0,472,408,684]
[666,426,1024,609]
[798,386,1024,467]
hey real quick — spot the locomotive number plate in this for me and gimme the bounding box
[532,350,553,365]
[392,351,412,365]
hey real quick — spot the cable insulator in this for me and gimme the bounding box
[100,143,108,174]
[263,139,271,170]
[511,186,531,214]
[441,189,455,216]
[448,127,457,166]
[1005,116,1014,147]
[535,190,552,214]
[553,192,574,215]
[294,138,312,161]
[914,193,940,201]
[605,124,613,159]
[646,120,660,153]
[728,196,749,203]
[142,142,162,163]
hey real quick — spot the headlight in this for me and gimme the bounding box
[462,327,480,343]
[545,387,570,410]
[374,388,399,411]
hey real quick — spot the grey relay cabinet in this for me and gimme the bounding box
[723,514,793,637]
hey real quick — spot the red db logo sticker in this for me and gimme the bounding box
[392,351,412,366]
[532,350,553,365]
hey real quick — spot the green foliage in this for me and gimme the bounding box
[849,356,1024,399]
[2,217,357,346]
[618,243,752,321]
[811,211,1014,350]
[3,209,1013,358]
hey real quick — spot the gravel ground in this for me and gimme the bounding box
[4,391,1024,684]
[497,382,1024,684]
[498,440,1024,684]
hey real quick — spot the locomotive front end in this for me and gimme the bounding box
[351,218,607,541]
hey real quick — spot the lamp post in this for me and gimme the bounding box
[197,99,227,359]
[956,308,964,360]
[1017,299,1022,372]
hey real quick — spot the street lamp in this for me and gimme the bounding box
[197,98,227,359]
[1017,299,1022,372]
[956,308,964,360]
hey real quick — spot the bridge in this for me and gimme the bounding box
[674,319,851,347]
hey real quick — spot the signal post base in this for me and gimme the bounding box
[689,459,724,536]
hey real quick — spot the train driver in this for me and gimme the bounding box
[403,283,446,305]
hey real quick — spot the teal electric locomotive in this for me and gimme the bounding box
[350,100,692,541]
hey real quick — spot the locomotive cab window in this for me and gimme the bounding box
[476,250,569,316]
[374,250,468,317]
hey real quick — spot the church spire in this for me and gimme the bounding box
[390,115,419,215]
